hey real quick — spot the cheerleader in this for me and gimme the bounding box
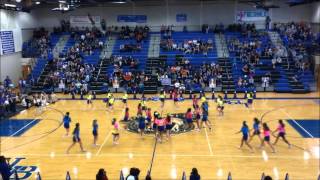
[122,92,128,108]
[172,90,179,106]
[156,116,166,143]
[87,93,93,105]
[159,91,166,108]
[140,97,147,112]
[236,121,254,152]
[200,101,212,130]
[146,108,152,129]
[185,108,193,130]
[137,103,143,116]
[105,92,112,107]
[137,113,146,138]
[194,105,201,131]
[249,118,262,142]
[112,118,120,145]
[66,123,86,154]
[152,111,160,135]
[108,95,115,110]
[272,120,291,148]
[260,123,276,153]
[216,95,224,116]
[123,108,130,122]
[165,114,172,140]
[245,91,254,109]
[200,95,207,104]
[92,119,99,146]
[192,95,199,109]
[63,112,71,136]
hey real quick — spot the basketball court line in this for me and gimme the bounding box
[280,109,314,138]
[204,128,213,156]
[3,152,313,160]
[95,131,112,155]
[0,118,40,145]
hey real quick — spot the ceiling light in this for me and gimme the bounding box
[35,1,41,5]
[4,3,17,7]
[59,0,66,3]
[111,0,126,4]
[16,0,21,3]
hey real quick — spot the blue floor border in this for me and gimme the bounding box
[287,119,320,138]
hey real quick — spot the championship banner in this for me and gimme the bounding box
[117,15,147,23]
[70,16,101,25]
[236,11,268,22]
[0,31,15,55]
[176,14,187,22]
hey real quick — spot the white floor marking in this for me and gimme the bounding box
[204,128,213,156]
[95,131,111,156]
[280,109,314,138]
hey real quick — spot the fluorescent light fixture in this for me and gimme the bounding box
[111,0,126,4]
[4,3,17,7]
[59,0,66,3]
[52,4,70,11]
[35,1,41,5]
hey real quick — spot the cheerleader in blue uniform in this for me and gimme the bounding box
[66,123,85,153]
[63,112,71,136]
[236,121,253,152]
[92,119,99,146]
[249,118,262,143]
[137,113,146,137]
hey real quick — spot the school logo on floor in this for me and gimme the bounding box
[9,157,38,179]
[125,113,193,134]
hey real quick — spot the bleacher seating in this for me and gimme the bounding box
[160,31,218,66]
[22,28,316,93]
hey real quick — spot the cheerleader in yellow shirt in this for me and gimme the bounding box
[108,95,115,111]
[216,95,225,116]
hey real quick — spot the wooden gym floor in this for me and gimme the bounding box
[1,92,320,180]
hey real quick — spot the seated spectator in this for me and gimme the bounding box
[126,167,140,180]
[120,44,142,52]
[96,168,108,180]
[0,156,10,180]
[190,168,200,180]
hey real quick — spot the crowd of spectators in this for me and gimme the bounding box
[157,59,222,91]
[119,25,149,42]
[110,55,139,69]
[160,39,214,56]
[0,76,17,119]
[274,22,316,72]
[39,28,105,93]
[226,23,258,37]
[69,27,104,55]
[22,28,51,58]
[0,76,58,119]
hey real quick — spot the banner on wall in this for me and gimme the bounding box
[176,14,187,22]
[70,16,101,25]
[0,31,15,55]
[117,15,147,23]
[236,10,268,22]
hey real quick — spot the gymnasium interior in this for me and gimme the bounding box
[0,0,319,179]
